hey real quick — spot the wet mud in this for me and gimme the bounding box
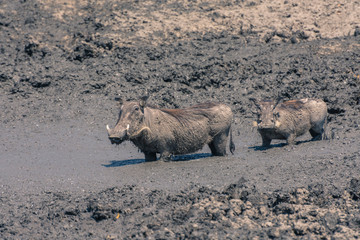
[1,0,360,239]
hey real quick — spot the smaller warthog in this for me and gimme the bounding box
[250,98,327,147]
[106,96,235,161]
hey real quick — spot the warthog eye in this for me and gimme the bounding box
[274,112,280,118]
[134,106,140,111]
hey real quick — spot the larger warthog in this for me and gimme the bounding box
[250,98,327,147]
[106,96,235,161]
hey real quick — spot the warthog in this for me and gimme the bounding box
[106,96,235,161]
[250,98,327,147]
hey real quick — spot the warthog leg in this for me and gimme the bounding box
[159,151,172,162]
[261,135,272,147]
[144,152,157,162]
[309,128,324,141]
[208,132,228,156]
[286,134,296,145]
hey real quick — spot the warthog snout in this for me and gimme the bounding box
[106,124,127,145]
[257,118,280,130]
[258,121,274,130]
[109,136,123,144]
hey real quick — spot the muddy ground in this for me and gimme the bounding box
[1,0,360,239]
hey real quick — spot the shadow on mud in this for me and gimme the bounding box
[103,159,145,167]
[103,153,212,167]
[249,143,286,151]
[172,153,212,162]
[249,140,315,151]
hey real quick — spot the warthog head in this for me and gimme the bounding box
[106,96,149,145]
[250,98,282,130]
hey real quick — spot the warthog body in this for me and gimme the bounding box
[107,97,235,161]
[251,98,327,147]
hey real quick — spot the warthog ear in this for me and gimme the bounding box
[114,96,123,106]
[273,97,283,110]
[139,95,149,108]
[249,98,261,110]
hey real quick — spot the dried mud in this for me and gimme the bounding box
[1,0,360,239]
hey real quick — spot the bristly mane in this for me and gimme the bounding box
[279,100,305,110]
[158,102,218,125]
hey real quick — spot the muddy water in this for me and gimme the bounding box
[2,120,358,195]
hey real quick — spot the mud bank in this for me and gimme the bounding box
[1,178,360,239]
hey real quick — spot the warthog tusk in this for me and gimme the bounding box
[129,126,152,139]
[106,125,111,135]
[127,124,130,131]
